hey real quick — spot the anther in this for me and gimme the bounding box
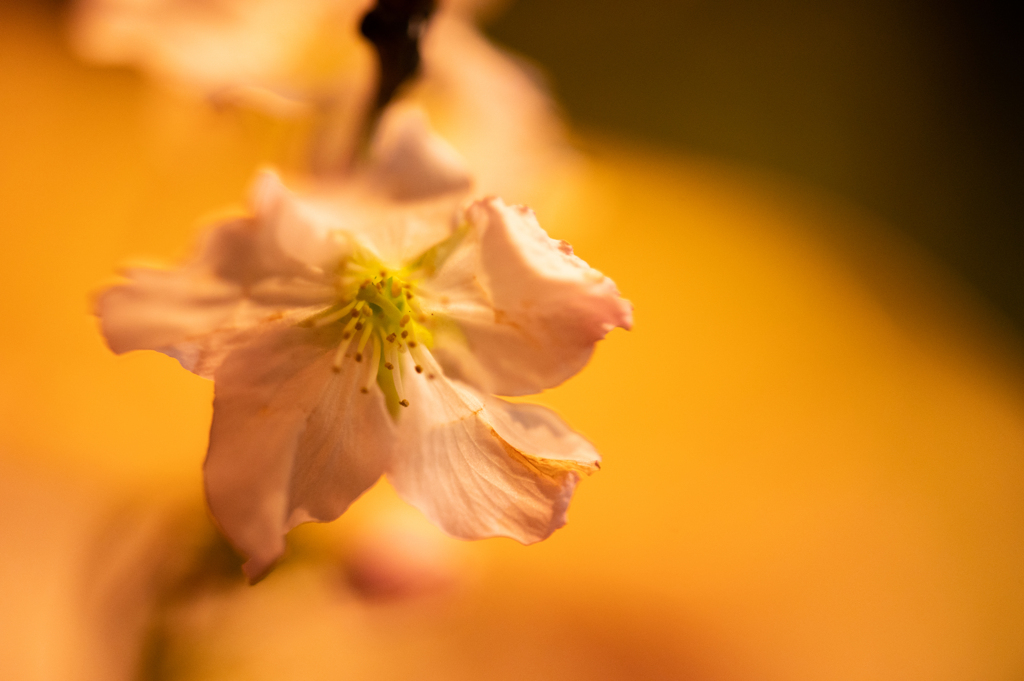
[427,373,435,379]
[386,333,396,343]
[355,322,363,331]
[342,312,360,337]
[415,365,422,373]
[400,314,410,327]
[342,331,351,340]
[401,330,408,338]
[408,341,417,348]
[355,353,363,362]
[361,387,369,394]
[391,280,402,297]
[385,362,394,370]
[399,399,410,407]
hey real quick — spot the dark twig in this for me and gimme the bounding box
[360,0,437,111]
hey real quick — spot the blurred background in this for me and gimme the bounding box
[489,0,1024,331]
[1,0,1023,680]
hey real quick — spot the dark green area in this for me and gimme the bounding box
[488,0,1024,328]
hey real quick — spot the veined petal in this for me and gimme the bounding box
[422,197,633,395]
[205,323,395,582]
[387,351,598,544]
[483,395,602,471]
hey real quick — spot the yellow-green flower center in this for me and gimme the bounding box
[303,258,436,413]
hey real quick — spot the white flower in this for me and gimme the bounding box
[97,110,632,581]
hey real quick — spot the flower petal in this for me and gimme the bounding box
[387,351,597,543]
[97,173,335,378]
[417,14,578,205]
[204,323,395,582]
[252,110,472,269]
[250,169,353,271]
[368,105,473,202]
[423,197,633,395]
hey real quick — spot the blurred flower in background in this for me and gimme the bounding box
[69,0,577,204]
[1,0,1023,680]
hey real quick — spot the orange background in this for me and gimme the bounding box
[2,2,1024,679]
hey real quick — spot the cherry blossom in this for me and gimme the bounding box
[98,110,631,580]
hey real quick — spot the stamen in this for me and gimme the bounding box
[391,279,402,298]
[386,332,396,343]
[400,314,410,327]
[355,321,374,361]
[332,333,356,371]
[401,330,408,339]
[342,312,360,338]
[388,342,408,406]
[313,299,357,327]
[361,335,381,394]
[408,341,429,376]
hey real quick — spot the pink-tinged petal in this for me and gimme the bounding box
[483,395,602,470]
[98,174,336,378]
[205,323,395,582]
[250,170,352,271]
[368,105,473,202]
[423,197,633,395]
[98,263,242,357]
[287,108,473,266]
[387,351,598,544]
